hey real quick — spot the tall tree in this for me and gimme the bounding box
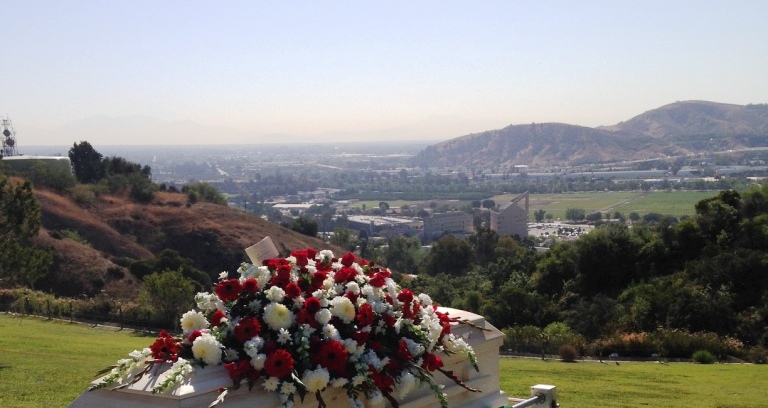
[68,141,104,183]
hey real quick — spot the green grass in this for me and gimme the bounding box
[0,314,152,408]
[3,314,766,408]
[499,357,768,408]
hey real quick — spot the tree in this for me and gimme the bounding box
[534,209,546,223]
[68,141,104,183]
[422,235,474,276]
[482,199,496,209]
[628,212,640,222]
[0,177,52,287]
[139,269,195,329]
[287,216,318,237]
[565,208,586,222]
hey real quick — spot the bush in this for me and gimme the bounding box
[559,344,579,362]
[692,350,716,364]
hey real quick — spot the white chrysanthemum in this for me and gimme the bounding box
[191,334,222,365]
[352,375,367,387]
[244,337,264,358]
[330,297,355,323]
[330,377,348,388]
[266,286,286,303]
[354,273,366,285]
[286,255,297,265]
[280,381,297,395]
[418,293,433,307]
[262,377,280,392]
[264,303,294,330]
[343,338,358,354]
[323,323,340,340]
[319,249,334,260]
[305,264,317,274]
[346,281,360,295]
[322,276,335,290]
[302,367,330,392]
[195,292,218,312]
[368,391,385,408]
[251,353,266,370]
[398,372,417,398]
[180,310,209,333]
[277,328,292,344]
[315,308,332,325]
[361,284,375,298]
[292,296,305,308]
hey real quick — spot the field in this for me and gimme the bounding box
[2,314,767,408]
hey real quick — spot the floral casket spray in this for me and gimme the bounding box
[70,246,508,408]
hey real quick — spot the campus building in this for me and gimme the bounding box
[424,211,474,239]
[490,191,529,238]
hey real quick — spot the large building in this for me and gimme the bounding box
[424,211,474,239]
[490,191,529,238]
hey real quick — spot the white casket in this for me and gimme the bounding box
[69,308,509,408]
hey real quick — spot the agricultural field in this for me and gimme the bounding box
[2,314,767,408]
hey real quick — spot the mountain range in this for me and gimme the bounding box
[412,101,768,168]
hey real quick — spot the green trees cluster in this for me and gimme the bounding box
[402,185,768,358]
[68,141,156,202]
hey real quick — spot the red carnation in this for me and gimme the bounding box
[311,271,327,290]
[235,317,262,343]
[304,297,321,314]
[306,248,317,259]
[312,340,348,373]
[243,278,259,294]
[211,310,227,327]
[224,360,252,380]
[150,330,180,361]
[215,279,243,302]
[264,349,294,379]
[356,303,374,327]
[398,339,412,361]
[285,282,302,299]
[340,252,356,267]
[352,330,370,346]
[188,329,204,343]
[369,272,386,288]
[397,289,414,304]
[369,365,394,392]
[291,250,309,266]
[334,267,357,283]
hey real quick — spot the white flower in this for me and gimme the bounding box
[319,249,334,260]
[251,353,266,370]
[330,297,355,323]
[418,293,433,307]
[191,333,222,365]
[322,323,340,340]
[266,286,286,303]
[218,271,229,280]
[398,372,417,398]
[180,310,209,333]
[277,328,292,344]
[194,292,218,312]
[263,377,280,392]
[302,367,330,392]
[224,348,239,361]
[330,377,348,388]
[248,299,262,312]
[315,309,332,325]
[280,381,297,395]
[351,375,367,386]
[403,337,424,357]
[255,266,272,288]
[264,303,294,330]
[346,281,360,295]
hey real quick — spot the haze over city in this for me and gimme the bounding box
[3,1,767,146]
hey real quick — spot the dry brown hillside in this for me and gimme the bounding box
[31,189,339,299]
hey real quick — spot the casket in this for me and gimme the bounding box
[69,308,509,408]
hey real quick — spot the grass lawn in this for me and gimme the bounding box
[3,314,766,407]
[499,357,768,408]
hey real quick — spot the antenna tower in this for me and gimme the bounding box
[1,116,19,158]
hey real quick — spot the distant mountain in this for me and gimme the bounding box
[413,101,768,168]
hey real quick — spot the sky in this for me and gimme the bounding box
[2,1,767,146]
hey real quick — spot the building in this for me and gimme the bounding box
[424,211,473,239]
[490,191,529,238]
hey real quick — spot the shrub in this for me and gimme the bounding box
[559,344,579,362]
[692,350,716,364]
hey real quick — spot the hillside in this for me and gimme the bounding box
[29,188,337,299]
[413,101,768,168]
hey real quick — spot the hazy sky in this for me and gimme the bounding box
[2,1,767,145]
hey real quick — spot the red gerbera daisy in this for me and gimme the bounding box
[312,340,348,373]
[264,349,294,379]
[215,278,243,302]
[150,330,180,361]
[235,317,262,343]
[211,310,227,327]
[356,303,374,327]
[243,278,259,294]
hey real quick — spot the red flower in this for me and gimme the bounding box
[340,252,356,267]
[264,349,294,379]
[291,250,309,266]
[368,365,394,392]
[224,360,252,380]
[351,330,370,346]
[334,267,357,283]
[271,265,291,287]
[235,317,262,343]
[188,329,204,343]
[285,282,302,299]
[369,272,386,288]
[398,339,412,361]
[421,353,444,371]
[381,313,395,327]
[150,330,180,361]
[311,271,327,290]
[312,340,348,373]
[304,297,321,314]
[215,279,243,302]
[397,289,414,304]
[305,248,317,260]
[243,278,259,294]
[211,310,227,327]
[356,303,374,327]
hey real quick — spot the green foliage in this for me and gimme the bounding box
[692,350,716,364]
[182,182,227,205]
[68,141,104,183]
[421,235,474,276]
[129,249,211,289]
[0,177,52,287]
[285,215,319,237]
[138,269,195,329]
[565,207,585,221]
[559,344,579,362]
